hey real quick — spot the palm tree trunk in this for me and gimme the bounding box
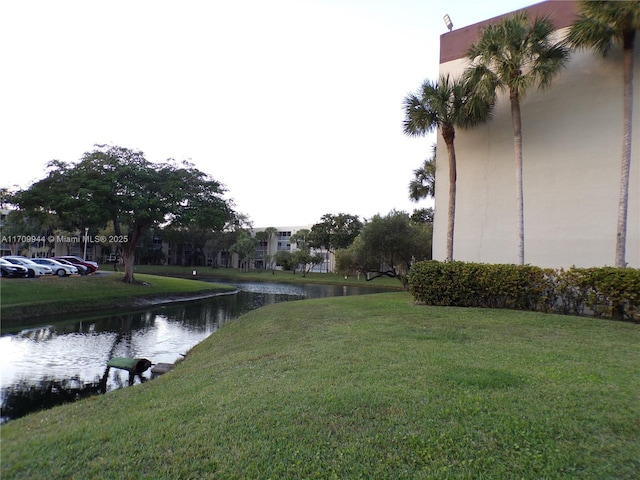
[510,88,525,265]
[616,32,635,268]
[443,125,456,262]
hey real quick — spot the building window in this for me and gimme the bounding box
[277,242,291,251]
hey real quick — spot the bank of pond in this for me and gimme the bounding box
[0,280,390,423]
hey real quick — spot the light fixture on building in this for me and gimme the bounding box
[443,14,453,32]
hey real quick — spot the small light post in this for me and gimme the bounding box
[83,227,89,259]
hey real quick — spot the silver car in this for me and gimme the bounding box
[1,256,53,278]
[32,258,79,277]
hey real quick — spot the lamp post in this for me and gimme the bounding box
[443,14,453,32]
[83,227,89,259]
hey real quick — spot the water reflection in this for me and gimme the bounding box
[1,281,391,423]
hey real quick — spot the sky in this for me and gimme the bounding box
[1,0,535,227]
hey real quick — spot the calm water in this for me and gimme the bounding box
[0,280,390,423]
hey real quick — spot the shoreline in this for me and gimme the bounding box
[1,266,402,330]
[0,273,237,330]
[1,289,239,331]
[127,288,238,307]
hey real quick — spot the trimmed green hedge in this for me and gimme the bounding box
[408,261,640,322]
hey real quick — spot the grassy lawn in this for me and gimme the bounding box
[134,264,405,289]
[0,273,234,327]
[2,292,638,479]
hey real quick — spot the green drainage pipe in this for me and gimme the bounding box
[107,357,152,374]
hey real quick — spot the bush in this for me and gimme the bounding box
[408,261,640,322]
[580,266,640,320]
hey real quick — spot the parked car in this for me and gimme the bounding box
[0,258,29,278]
[54,258,89,275]
[1,256,53,278]
[32,258,78,277]
[54,256,99,273]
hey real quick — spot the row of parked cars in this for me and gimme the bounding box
[0,255,99,278]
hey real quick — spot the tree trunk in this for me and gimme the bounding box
[121,247,136,283]
[119,225,143,283]
[616,32,635,268]
[442,124,457,262]
[510,88,525,265]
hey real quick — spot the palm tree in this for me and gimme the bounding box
[403,75,493,261]
[567,1,640,268]
[409,144,436,202]
[255,226,278,271]
[466,12,569,265]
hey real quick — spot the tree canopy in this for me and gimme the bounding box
[410,208,434,225]
[230,231,258,272]
[12,145,235,282]
[409,144,436,203]
[290,229,324,276]
[335,211,432,289]
[309,213,363,253]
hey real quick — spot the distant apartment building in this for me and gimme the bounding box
[0,208,10,256]
[250,226,334,273]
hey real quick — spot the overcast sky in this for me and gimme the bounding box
[1,0,534,227]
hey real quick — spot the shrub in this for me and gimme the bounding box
[408,261,639,322]
[581,267,640,321]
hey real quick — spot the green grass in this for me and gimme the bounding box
[134,264,405,289]
[0,273,234,327]
[2,293,639,479]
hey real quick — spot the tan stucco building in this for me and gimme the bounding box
[433,0,639,268]
[250,226,334,273]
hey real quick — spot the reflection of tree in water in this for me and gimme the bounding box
[1,366,151,424]
[1,376,107,424]
[1,313,149,424]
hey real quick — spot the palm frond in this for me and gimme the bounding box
[466,11,569,98]
[566,0,640,55]
[408,146,436,202]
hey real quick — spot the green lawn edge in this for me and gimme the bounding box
[133,264,405,289]
[0,263,402,329]
[2,292,639,479]
[0,273,235,329]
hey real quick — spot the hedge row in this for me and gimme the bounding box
[408,261,640,322]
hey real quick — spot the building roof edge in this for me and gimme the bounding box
[439,0,578,64]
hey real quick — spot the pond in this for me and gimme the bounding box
[0,280,391,423]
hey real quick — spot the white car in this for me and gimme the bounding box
[32,258,79,277]
[1,256,53,278]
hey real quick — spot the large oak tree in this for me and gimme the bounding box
[335,211,432,289]
[13,145,235,283]
[309,213,363,252]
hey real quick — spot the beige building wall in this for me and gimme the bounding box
[433,11,639,268]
